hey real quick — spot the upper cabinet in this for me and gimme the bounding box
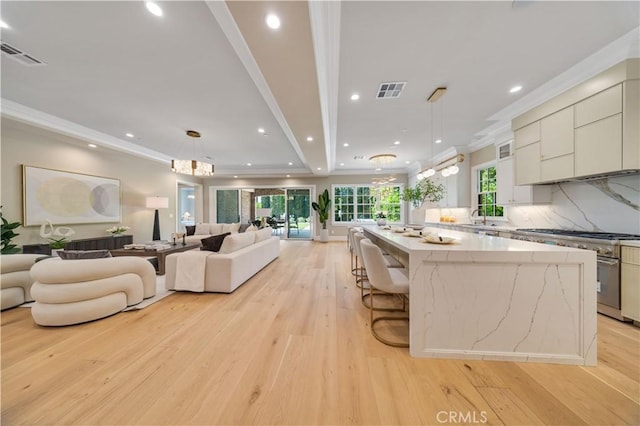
[497,142,551,205]
[512,59,639,184]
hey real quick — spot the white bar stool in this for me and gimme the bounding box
[359,239,410,347]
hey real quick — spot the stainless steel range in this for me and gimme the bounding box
[513,229,640,321]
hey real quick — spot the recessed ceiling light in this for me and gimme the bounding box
[510,85,523,93]
[0,20,9,29]
[405,160,411,164]
[306,136,313,142]
[343,143,349,147]
[145,2,163,17]
[288,162,293,166]
[88,143,97,148]
[125,133,134,138]
[233,175,238,178]
[247,163,252,166]
[286,174,291,178]
[340,163,345,166]
[394,141,400,145]
[350,94,360,101]
[266,14,281,29]
[258,127,265,134]
[317,167,322,171]
[375,168,382,171]
[435,139,442,144]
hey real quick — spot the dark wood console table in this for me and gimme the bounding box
[22,235,133,255]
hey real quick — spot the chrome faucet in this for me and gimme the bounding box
[470,209,487,225]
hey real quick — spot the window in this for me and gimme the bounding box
[476,166,503,217]
[332,184,403,224]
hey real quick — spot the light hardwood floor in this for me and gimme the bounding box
[2,240,639,425]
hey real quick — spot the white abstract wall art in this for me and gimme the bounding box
[22,165,121,226]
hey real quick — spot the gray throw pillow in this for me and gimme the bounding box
[58,250,112,260]
[185,225,196,236]
[200,232,230,252]
[238,223,251,233]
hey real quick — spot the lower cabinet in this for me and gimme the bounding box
[621,246,640,322]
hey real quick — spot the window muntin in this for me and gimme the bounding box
[333,184,403,224]
[476,166,503,217]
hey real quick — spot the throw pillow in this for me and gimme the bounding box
[195,223,210,235]
[58,250,112,260]
[222,223,241,233]
[200,232,230,252]
[209,223,224,235]
[245,224,258,232]
[185,225,196,236]
[238,223,251,233]
[219,232,255,254]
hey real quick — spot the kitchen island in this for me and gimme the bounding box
[363,226,597,365]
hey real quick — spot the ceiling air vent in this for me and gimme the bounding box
[1,43,22,55]
[0,42,46,66]
[376,81,406,99]
[353,155,365,160]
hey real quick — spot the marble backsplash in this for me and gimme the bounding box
[426,174,640,235]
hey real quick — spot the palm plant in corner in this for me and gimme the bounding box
[312,189,331,242]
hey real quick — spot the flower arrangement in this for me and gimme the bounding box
[375,211,387,219]
[106,225,130,235]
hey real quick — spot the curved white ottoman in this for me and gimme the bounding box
[30,256,156,326]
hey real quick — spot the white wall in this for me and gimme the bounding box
[1,118,200,247]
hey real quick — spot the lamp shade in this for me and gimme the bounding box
[146,196,169,209]
[256,208,272,217]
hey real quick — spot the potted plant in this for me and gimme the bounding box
[48,237,69,256]
[401,178,446,224]
[1,206,21,254]
[375,211,387,226]
[312,189,331,242]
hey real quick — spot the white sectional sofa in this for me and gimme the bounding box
[183,222,246,246]
[165,228,279,293]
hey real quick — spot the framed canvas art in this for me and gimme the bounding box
[22,165,121,226]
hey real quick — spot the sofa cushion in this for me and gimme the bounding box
[209,223,224,235]
[195,223,210,235]
[245,224,258,233]
[254,227,273,243]
[185,225,196,236]
[219,232,255,254]
[58,250,112,260]
[222,223,241,233]
[200,233,230,252]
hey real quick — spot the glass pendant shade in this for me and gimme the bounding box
[171,159,214,176]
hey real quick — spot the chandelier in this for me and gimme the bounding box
[369,153,397,170]
[171,130,214,177]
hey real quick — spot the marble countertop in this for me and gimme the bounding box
[366,225,592,257]
[621,241,640,248]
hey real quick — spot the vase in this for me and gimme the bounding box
[410,205,427,225]
[376,218,387,226]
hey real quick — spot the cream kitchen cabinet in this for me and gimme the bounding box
[575,114,622,176]
[541,106,574,160]
[514,142,541,185]
[496,156,550,205]
[621,245,640,322]
[574,84,624,177]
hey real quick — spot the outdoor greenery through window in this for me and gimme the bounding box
[333,184,402,224]
[477,166,503,217]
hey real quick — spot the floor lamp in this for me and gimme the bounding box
[146,196,169,241]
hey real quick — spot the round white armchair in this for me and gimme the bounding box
[30,256,156,326]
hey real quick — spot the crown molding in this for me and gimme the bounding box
[1,99,171,163]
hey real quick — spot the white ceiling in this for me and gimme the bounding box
[1,1,638,178]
